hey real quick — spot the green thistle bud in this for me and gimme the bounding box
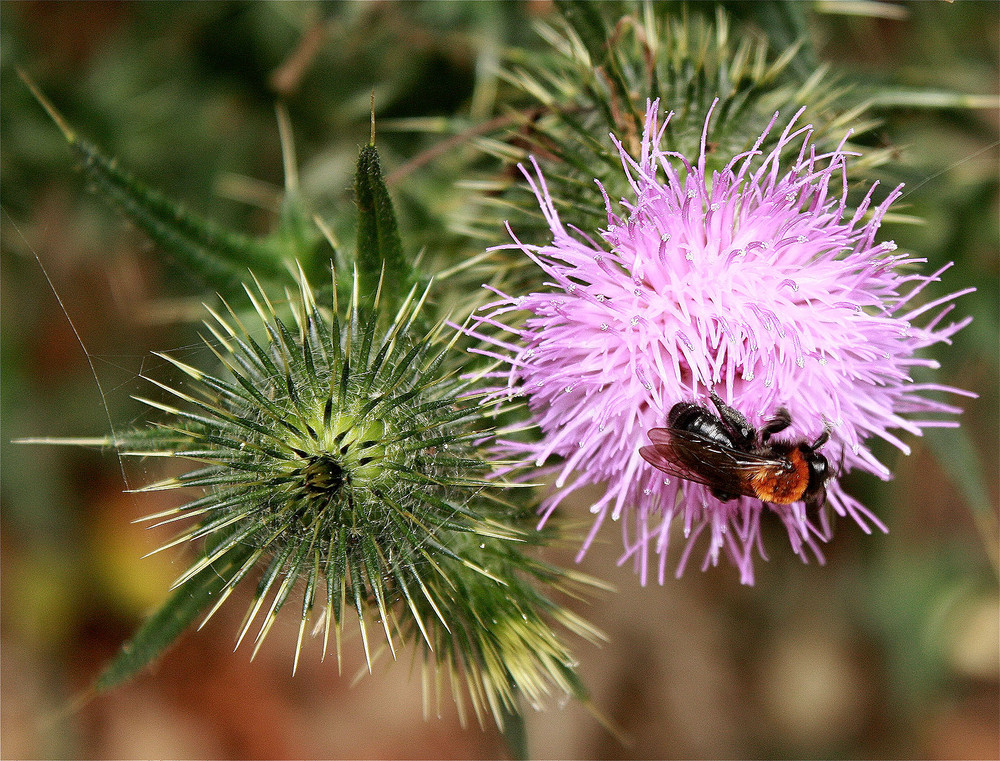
[60,268,603,730]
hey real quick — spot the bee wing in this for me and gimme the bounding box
[639,427,706,480]
[646,427,675,446]
[638,443,695,481]
[640,427,777,497]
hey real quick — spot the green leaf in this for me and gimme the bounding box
[353,143,413,312]
[94,539,257,693]
[69,138,292,292]
[21,71,298,295]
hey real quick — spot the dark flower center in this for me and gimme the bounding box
[300,453,346,496]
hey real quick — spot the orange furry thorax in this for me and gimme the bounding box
[750,447,810,504]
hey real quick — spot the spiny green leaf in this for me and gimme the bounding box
[20,71,323,296]
[354,143,414,313]
[95,539,257,693]
[67,138,290,292]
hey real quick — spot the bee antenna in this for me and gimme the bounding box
[836,435,846,477]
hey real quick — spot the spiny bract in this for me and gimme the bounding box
[458,3,880,249]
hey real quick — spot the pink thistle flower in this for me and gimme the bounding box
[470,99,975,585]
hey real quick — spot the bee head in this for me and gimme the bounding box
[801,445,831,507]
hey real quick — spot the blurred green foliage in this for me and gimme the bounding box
[1,2,996,759]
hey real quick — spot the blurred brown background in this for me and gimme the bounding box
[2,1,997,758]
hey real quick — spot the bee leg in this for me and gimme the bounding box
[708,389,755,448]
[804,486,826,512]
[807,489,835,539]
[710,487,739,502]
[810,427,831,450]
[760,408,792,443]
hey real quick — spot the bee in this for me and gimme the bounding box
[639,390,831,510]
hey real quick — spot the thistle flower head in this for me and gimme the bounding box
[108,269,603,728]
[472,99,974,585]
